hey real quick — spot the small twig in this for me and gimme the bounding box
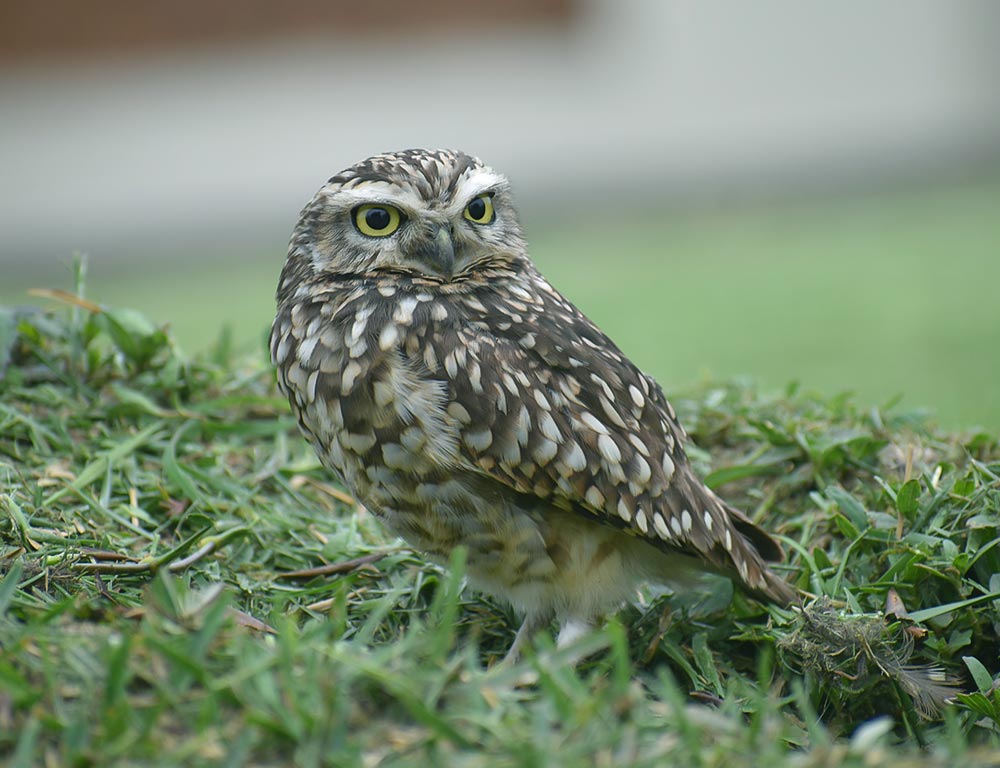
[291,475,357,506]
[304,597,337,612]
[689,691,724,707]
[70,528,245,575]
[277,552,387,580]
[72,561,156,574]
[80,548,140,563]
[228,608,277,634]
[71,543,216,574]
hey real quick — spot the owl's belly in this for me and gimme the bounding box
[385,496,672,621]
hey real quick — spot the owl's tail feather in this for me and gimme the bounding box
[744,555,799,607]
[668,469,798,607]
[722,500,798,606]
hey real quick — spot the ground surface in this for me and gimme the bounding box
[2,287,1000,766]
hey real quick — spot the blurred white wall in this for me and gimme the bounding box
[1,0,998,263]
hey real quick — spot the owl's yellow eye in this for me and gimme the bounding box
[463,194,495,225]
[354,204,402,237]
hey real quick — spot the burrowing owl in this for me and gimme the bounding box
[271,149,795,656]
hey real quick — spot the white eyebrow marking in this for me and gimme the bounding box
[459,168,505,192]
[449,170,508,213]
[326,183,425,212]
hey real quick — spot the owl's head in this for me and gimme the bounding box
[282,149,527,295]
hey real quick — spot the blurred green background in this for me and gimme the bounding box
[4,178,997,431]
[3,2,999,432]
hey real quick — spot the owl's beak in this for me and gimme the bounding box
[413,226,455,279]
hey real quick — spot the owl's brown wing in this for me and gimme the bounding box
[432,265,793,604]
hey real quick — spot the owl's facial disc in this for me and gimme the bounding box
[299,150,527,282]
[335,185,510,280]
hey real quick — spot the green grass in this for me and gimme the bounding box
[2,178,999,431]
[535,180,1000,433]
[2,275,1000,765]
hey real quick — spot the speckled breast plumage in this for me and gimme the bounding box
[270,149,794,647]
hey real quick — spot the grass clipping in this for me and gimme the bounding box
[779,598,959,718]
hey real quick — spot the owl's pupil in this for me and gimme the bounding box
[468,198,486,220]
[365,208,391,230]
